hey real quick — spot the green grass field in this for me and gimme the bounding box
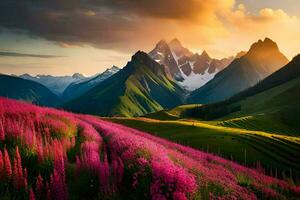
[143,104,201,120]
[216,77,300,136]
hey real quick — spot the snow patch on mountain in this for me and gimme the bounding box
[170,48,218,91]
[20,73,86,95]
[73,66,120,86]
[177,68,218,91]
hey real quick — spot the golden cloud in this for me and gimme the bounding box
[212,3,300,58]
[0,0,299,58]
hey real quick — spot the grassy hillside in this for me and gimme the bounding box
[0,74,60,106]
[216,76,300,134]
[64,51,184,117]
[143,104,201,120]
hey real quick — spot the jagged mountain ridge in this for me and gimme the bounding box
[149,38,234,91]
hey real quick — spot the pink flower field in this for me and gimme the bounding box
[0,97,299,200]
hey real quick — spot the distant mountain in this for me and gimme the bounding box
[72,73,85,79]
[63,51,185,117]
[149,38,233,91]
[0,74,60,106]
[187,38,289,104]
[19,73,86,95]
[62,66,120,101]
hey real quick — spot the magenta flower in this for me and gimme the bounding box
[35,174,44,198]
[0,151,4,180]
[3,148,12,180]
[29,188,36,200]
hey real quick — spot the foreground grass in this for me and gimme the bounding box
[107,117,300,180]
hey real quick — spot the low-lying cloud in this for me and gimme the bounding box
[0,51,65,58]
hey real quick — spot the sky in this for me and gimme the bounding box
[0,0,299,76]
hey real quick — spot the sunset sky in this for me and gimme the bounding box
[0,0,299,76]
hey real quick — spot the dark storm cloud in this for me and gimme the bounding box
[0,51,65,58]
[0,0,205,50]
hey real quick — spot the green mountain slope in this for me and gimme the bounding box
[187,38,289,104]
[63,51,185,117]
[0,74,60,106]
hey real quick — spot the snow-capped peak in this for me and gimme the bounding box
[149,39,233,91]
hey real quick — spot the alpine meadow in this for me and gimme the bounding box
[0,0,300,199]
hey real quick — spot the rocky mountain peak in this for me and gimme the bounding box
[248,37,279,55]
[72,73,85,79]
[201,50,211,60]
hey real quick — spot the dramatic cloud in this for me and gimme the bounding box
[216,3,300,58]
[0,0,299,58]
[0,51,65,58]
[0,0,235,51]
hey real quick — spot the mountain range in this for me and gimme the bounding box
[19,73,86,95]
[0,65,120,105]
[187,38,289,103]
[0,37,295,118]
